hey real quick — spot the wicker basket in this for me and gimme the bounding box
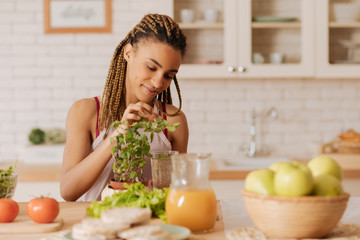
[242,190,350,239]
[338,141,360,154]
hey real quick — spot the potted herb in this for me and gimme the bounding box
[109,118,179,190]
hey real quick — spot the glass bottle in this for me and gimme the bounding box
[165,153,217,233]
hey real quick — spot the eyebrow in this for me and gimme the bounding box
[148,58,178,73]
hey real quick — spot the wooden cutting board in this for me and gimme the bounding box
[0,212,63,234]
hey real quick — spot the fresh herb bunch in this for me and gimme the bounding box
[0,162,17,198]
[45,128,66,144]
[87,182,169,222]
[28,128,46,145]
[111,117,179,183]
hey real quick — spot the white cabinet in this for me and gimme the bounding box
[172,0,315,78]
[316,0,360,78]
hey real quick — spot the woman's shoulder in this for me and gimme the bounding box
[163,103,187,123]
[67,97,99,121]
[165,103,185,115]
[72,97,98,108]
[70,97,99,111]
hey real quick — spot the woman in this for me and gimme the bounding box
[60,14,188,201]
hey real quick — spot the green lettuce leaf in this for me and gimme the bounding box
[86,182,168,222]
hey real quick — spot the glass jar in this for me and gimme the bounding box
[150,150,178,189]
[0,172,18,199]
[165,153,217,233]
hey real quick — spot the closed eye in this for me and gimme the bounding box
[147,65,156,71]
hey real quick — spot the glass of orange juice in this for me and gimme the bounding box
[165,153,217,233]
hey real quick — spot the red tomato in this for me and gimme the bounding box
[0,198,19,222]
[26,197,59,223]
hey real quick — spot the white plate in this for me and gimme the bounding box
[161,224,190,239]
[63,224,190,240]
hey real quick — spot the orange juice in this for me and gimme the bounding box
[165,186,217,232]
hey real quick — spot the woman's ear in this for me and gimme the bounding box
[124,43,133,62]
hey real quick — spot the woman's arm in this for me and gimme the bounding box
[60,99,115,201]
[61,100,158,201]
[166,105,189,153]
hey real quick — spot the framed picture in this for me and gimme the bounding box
[44,0,112,34]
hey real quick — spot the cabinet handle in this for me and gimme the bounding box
[227,66,237,72]
[238,66,247,72]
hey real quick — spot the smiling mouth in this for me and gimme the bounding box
[143,85,158,96]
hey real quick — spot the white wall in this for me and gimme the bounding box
[13,181,63,202]
[1,0,360,164]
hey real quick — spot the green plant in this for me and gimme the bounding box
[45,128,66,144]
[111,118,179,183]
[28,128,45,145]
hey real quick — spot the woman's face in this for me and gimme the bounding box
[124,39,182,105]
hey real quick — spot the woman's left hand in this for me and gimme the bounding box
[121,102,160,124]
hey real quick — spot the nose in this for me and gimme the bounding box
[151,74,163,89]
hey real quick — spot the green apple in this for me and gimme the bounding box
[245,169,276,195]
[274,161,314,196]
[313,174,344,196]
[269,161,291,172]
[308,156,343,180]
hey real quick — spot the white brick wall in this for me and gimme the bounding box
[1,0,360,164]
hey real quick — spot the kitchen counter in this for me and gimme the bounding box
[1,159,360,182]
[209,169,360,179]
[210,158,360,179]
[2,202,226,240]
[0,162,62,182]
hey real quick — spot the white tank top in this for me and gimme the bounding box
[78,101,171,201]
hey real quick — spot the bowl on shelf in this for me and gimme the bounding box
[242,189,350,239]
[0,172,18,199]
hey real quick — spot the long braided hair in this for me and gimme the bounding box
[99,14,187,136]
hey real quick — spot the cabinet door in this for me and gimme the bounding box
[237,0,315,78]
[316,0,360,78]
[174,0,315,79]
[174,0,237,79]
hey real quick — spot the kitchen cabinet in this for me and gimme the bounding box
[316,0,360,78]
[171,0,315,78]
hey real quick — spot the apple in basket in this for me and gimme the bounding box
[242,157,349,239]
[308,156,343,180]
[313,173,344,196]
[244,169,275,195]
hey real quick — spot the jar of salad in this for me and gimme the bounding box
[0,164,18,199]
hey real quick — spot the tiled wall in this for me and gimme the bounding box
[1,0,360,164]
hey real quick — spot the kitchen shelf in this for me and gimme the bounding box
[179,22,223,30]
[329,21,360,28]
[315,0,360,77]
[252,21,301,29]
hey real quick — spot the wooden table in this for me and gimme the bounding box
[1,202,226,240]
